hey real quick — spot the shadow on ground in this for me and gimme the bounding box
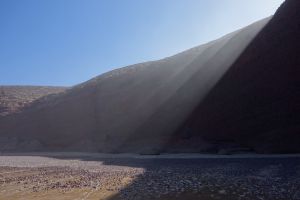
[1,152,299,200]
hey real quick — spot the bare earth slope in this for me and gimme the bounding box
[0,86,67,116]
[0,17,269,152]
[0,0,299,153]
[174,0,300,153]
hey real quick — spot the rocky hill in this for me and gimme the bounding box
[173,0,300,153]
[0,0,298,154]
[0,86,67,116]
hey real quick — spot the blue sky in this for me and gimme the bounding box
[0,0,284,86]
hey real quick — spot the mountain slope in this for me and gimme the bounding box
[0,17,269,152]
[0,86,67,116]
[0,0,299,153]
[174,0,300,153]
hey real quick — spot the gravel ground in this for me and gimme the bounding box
[0,153,299,200]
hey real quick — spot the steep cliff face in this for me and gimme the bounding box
[175,0,300,153]
[0,0,298,153]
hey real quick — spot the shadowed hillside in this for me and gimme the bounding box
[173,0,300,153]
[0,0,298,153]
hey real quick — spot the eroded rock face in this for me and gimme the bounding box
[0,0,299,153]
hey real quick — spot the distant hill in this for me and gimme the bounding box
[0,86,67,116]
[0,0,298,154]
